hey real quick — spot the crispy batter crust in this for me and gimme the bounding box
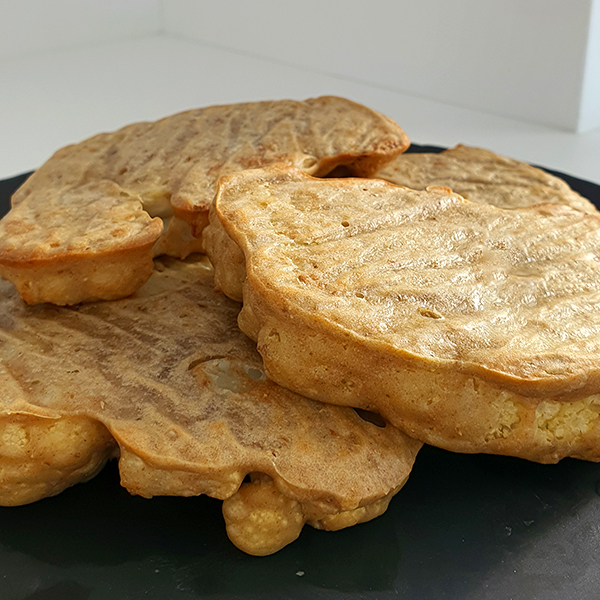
[205,164,600,463]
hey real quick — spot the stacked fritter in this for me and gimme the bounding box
[0,254,420,555]
[0,97,418,556]
[205,161,600,464]
[0,96,598,555]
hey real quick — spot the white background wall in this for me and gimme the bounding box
[1,0,598,132]
[0,0,162,60]
[163,0,599,132]
[579,0,600,131]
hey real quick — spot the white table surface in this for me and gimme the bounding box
[1,34,599,186]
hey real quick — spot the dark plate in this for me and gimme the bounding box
[1,146,599,600]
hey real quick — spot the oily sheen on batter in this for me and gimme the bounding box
[0,255,420,555]
[0,96,409,305]
[204,164,600,464]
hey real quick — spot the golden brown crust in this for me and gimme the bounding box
[222,474,306,556]
[1,97,408,305]
[0,255,420,553]
[375,144,597,213]
[205,164,600,462]
[0,414,117,506]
